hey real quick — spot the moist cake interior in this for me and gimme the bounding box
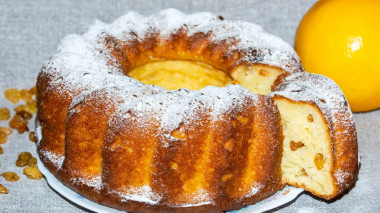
[275,98,334,196]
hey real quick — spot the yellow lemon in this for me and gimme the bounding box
[294,0,380,112]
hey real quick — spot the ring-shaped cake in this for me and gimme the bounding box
[36,9,358,212]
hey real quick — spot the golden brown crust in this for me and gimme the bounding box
[64,95,284,212]
[105,29,291,77]
[37,69,79,175]
[329,102,358,199]
[58,88,124,191]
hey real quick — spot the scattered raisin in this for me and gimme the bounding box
[0,108,10,120]
[14,101,37,115]
[23,166,43,180]
[18,152,32,161]
[27,157,37,167]
[2,172,19,182]
[16,159,28,167]
[20,89,33,103]
[16,110,33,120]
[29,132,37,143]
[29,86,37,96]
[26,101,37,114]
[0,127,12,135]
[16,152,36,167]
[9,115,29,134]
[0,184,8,194]
[4,88,21,103]
[0,146,3,154]
[14,105,26,113]
[0,132,7,144]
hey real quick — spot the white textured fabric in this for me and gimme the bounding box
[0,0,379,212]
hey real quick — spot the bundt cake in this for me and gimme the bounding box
[35,9,358,212]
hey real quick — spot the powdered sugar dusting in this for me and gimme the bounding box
[39,150,64,169]
[103,8,301,73]
[106,84,258,148]
[71,176,102,190]
[272,72,355,128]
[193,20,301,72]
[173,189,214,207]
[243,184,263,199]
[334,169,352,185]
[114,185,161,205]
[107,9,217,41]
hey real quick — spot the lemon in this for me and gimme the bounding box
[294,0,380,112]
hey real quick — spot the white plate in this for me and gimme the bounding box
[37,156,303,213]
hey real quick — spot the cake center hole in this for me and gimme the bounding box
[128,60,233,91]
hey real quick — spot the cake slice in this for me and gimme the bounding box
[272,72,358,199]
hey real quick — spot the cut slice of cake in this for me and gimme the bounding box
[272,72,358,199]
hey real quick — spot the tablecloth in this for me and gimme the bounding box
[0,0,379,212]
